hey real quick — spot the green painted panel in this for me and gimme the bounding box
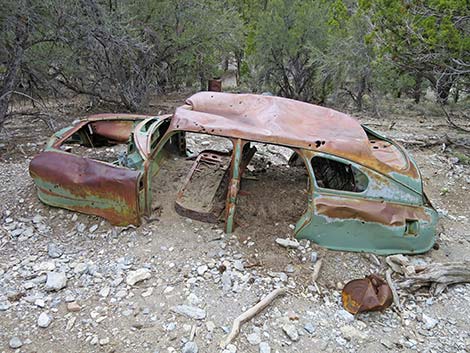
[296,202,438,255]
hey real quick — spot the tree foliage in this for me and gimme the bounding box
[361,0,470,103]
[0,0,468,130]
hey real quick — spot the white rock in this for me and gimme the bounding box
[422,314,438,330]
[66,317,76,331]
[99,286,110,297]
[74,262,88,275]
[304,322,315,334]
[38,312,52,328]
[206,321,216,332]
[197,265,208,276]
[187,293,200,305]
[23,281,35,290]
[77,223,86,233]
[9,337,22,349]
[182,341,198,353]
[34,261,56,272]
[282,323,299,341]
[340,325,368,341]
[47,243,63,258]
[171,305,206,320]
[163,286,174,294]
[336,336,347,346]
[45,272,67,291]
[222,344,237,353]
[115,289,127,298]
[0,302,11,311]
[126,268,151,286]
[247,332,261,345]
[259,342,271,353]
[142,287,154,297]
[234,260,244,271]
[380,338,394,349]
[337,309,355,323]
[221,271,232,291]
[34,299,46,308]
[99,337,110,345]
[275,238,299,249]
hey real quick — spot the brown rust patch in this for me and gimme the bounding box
[342,274,393,314]
[89,120,135,143]
[169,92,419,180]
[315,196,430,226]
[175,150,231,223]
[52,114,152,148]
[30,151,141,225]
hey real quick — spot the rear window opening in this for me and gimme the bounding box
[311,156,368,192]
[58,120,141,168]
[185,132,233,156]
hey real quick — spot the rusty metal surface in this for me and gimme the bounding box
[29,151,141,225]
[133,115,172,158]
[29,94,437,254]
[51,114,154,149]
[342,274,393,314]
[89,120,135,143]
[315,196,430,226]
[170,92,419,180]
[175,150,231,223]
[208,79,222,92]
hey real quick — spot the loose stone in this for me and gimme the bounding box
[126,268,151,286]
[38,312,52,328]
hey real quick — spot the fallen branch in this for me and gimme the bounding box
[440,104,470,133]
[220,287,287,348]
[385,269,402,312]
[311,258,323,283]
[394,135,470,149]
[311,258,323,294]
[6,111,57,131]
[398,261,470,295]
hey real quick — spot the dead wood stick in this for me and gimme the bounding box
[440,104,470,133]
[220,287,287,348]
[386,269,402,312]
[398,261,470,295]
[311,258,323,283]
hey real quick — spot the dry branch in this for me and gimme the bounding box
[386,269,402,312]
[311,258,323,283]
[440,104,470,133]
[395,135,470,149]
[398,261,470,295]
[220,287,287,348]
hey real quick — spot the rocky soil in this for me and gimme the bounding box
[0,94,469,353]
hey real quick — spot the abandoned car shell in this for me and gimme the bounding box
[29,93,438,254]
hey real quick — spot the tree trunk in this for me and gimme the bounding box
[235,50,243,86]
[453,84,459,103]
[355,75,367,111]
[436,72,454,105]
[0,14,29,131]
[199,72,205,91]
[413,72,422,103]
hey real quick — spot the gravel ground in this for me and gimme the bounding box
[1,95,469,353]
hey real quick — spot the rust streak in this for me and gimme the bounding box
[315,196,430,226]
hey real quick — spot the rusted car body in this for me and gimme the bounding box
[30,92,438,254]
